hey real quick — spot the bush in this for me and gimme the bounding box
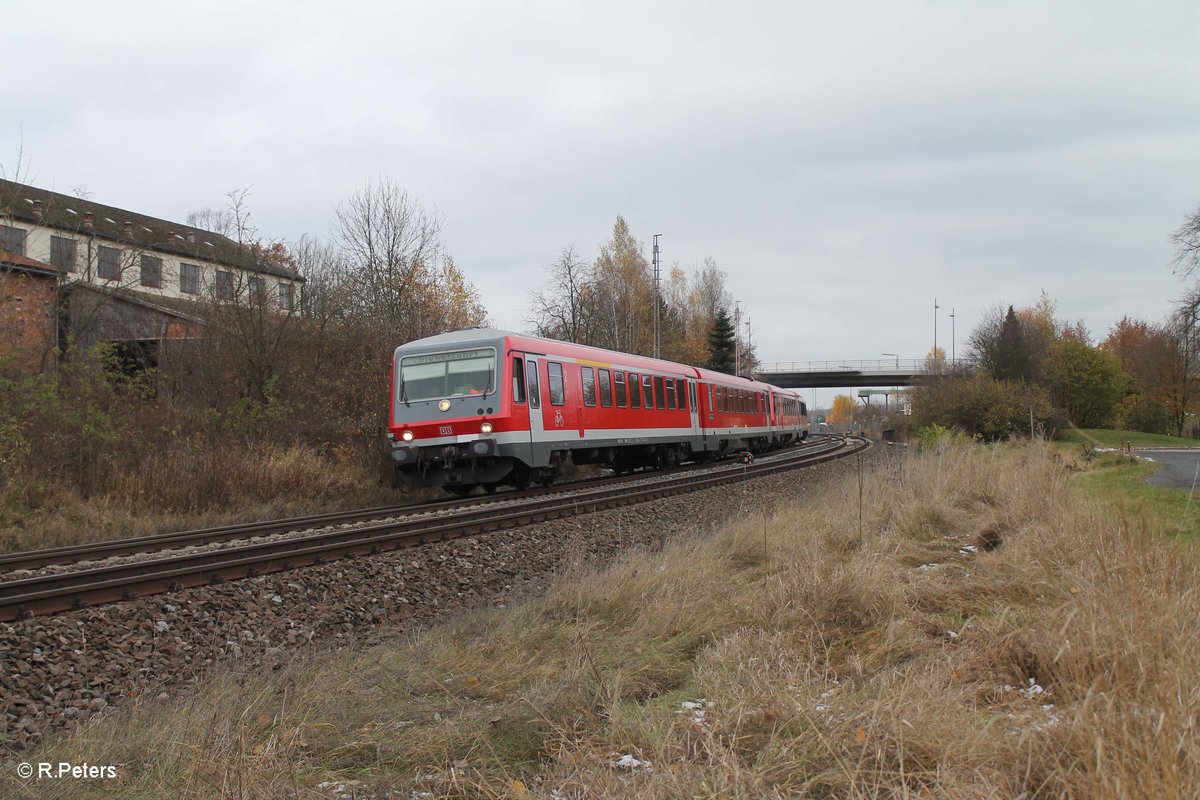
[913,373,1053,441]
[1112,394,1171,435]
[915,423,973,450]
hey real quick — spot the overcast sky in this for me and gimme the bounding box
[6,0,1199,377]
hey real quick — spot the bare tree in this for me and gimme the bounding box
[1171,206,1200,279]
[527,245,595,342]
[186,207,237,237]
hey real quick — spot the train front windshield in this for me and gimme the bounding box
[399,349,496,402]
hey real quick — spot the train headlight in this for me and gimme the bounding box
[480,422,493,434]
[401,430,414,442]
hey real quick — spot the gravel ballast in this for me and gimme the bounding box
[0,447,887,750]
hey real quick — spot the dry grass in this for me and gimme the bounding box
[0,444,405,553]
[9,440,1200,799]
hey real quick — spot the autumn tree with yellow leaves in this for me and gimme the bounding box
[527,220,755,371]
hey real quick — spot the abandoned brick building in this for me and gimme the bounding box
[0,179,305,376]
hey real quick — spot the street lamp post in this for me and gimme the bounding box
[882,353,899,410]
[950,308,956,363]
[933,298,940,356]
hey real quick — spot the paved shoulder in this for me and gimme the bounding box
[1135,448,1200,490]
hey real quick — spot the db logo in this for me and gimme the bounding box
[439,425,453,436]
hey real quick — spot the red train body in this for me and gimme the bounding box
[387,329,809,492]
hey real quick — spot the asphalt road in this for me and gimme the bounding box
[1136,449,1200,490]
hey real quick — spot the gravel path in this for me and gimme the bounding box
[0,447,884,751]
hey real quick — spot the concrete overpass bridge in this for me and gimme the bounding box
[755,358,975,389]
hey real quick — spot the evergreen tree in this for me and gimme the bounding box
[993,305,1036,382]
[706,308,736,373]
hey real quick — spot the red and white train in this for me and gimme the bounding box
[387,328,809,493]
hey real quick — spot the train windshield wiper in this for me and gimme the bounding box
[400,380,411,407]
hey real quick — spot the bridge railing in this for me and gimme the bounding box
[756,358,977,373]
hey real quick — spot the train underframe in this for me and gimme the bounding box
[393,429,809,496]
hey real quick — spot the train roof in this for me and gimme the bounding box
[395,328,701,376]
[394,328,802,398]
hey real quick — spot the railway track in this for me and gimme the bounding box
[0,435,837,574]
[0,435,867,622]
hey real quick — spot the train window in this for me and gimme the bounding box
[548,362,565,406]
[708,385,714,413]
[599,369,613,407]
[716,387,723,413]
[643,374,653,409]
[800,401,807,416]
[654,377,666,409]
[677,379,687,411]
[512,357,526,403]
[527,360,540,408]
[629,372,641,408]
[582,366,597,407]
[614,371,627,407]
[666,379,676,410]
[689,382,696,411]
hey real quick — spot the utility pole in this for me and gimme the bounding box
[652,234,662,359]
[744,316,752,375]
[734,300,741,376]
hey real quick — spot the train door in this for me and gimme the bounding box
[524,354,548,466]
[687,379,700,438]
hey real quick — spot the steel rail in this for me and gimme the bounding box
[0,436,865,621]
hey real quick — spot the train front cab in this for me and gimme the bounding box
[388,333,530,493]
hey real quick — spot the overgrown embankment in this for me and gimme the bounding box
[9,442,1199,798]
[0,353,400,554]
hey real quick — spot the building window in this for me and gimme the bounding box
[248,275,263,303]
[180,263,200,295]
[278,282,294,310]
[215,270,234,300]
[0,225,25,256]
[50,236,76,272]
[140,255,162,288]
[97,245,121,280]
